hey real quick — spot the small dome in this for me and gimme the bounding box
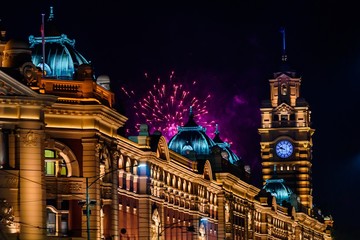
[28,6,90,80]
[4,39,29,50]
[168,107,216,158]
[262,178,293,206]
[212,124,240,164]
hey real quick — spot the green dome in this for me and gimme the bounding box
[263,178,293,206]
[212,124,240,164]
[28,6,90,80]
[168,108,241,164]
[168,109,216,158]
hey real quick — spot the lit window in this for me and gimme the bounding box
[45,161,56,176]
[45,149,67,177]
[45,149,56,158]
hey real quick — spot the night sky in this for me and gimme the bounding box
[2,1,359,239]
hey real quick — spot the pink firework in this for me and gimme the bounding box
[121,71,215,141]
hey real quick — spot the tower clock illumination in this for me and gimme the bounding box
[275,140,293,158]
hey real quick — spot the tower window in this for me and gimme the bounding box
[281,83,287,95]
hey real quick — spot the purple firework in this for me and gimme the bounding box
[121,71,218,141]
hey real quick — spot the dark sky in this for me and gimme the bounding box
[2,1,360,239]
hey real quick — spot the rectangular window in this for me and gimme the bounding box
[60,214,68,236]
[45,161,56,176]
[60,160,67,176]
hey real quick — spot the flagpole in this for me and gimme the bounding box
[41,13,45,77]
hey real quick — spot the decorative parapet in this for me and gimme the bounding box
[46,177,83,195]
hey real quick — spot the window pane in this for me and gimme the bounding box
[60,160,67,176]
[45,149,56,158]
[60,214,68,236]
[47,211,56,235]
[45,161,55,176]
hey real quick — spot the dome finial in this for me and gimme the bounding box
[183,106,197,127]
[212,123,222,143]
[188,105,194,122]
[214,123,219,135]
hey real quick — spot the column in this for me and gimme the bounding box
[216,193,226,240]
[138,197,151,239]
[82,138,100,240]
[19,129,46,240]
[111,148,119,240]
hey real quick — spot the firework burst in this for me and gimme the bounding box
[121,70,216,141]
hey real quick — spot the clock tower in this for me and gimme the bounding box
[258,29,314,210]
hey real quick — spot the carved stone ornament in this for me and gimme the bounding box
[0,199,15,226]
[23,131,38,146]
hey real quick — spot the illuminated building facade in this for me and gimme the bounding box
[0,6,333,240]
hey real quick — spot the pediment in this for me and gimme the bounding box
[0,70,40,97]
[273,72,301,82]
[274,102,293,114]
[276,73,291,80]
[156,135,170,162]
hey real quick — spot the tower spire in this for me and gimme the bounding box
[48,6,55,21]
[280,27,287,62]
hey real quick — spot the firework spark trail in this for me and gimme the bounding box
[121,71,219,141]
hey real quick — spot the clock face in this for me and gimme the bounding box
[275,140,293,158]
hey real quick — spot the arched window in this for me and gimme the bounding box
[167,173,170,185]
[183,180,187,191]
[133,161,138,175]
[172,175,176,187]
[118,155,124,169]
[125,158,131,173]
[281,83,287,95]
[44,140,79,176]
